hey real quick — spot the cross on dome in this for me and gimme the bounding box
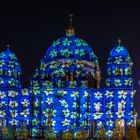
[118,38,122,46]
[6,44,10,49]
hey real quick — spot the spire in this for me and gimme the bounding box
[66,14,75,37]
[117,38,122,46]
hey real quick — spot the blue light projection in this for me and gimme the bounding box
[29,35,136,138]
[0,29,136,139]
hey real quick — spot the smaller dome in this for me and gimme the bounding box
[110,45,129,58]
[108,40,132,65]
[0,48,21,70]
[109,39,130,58]
[0,48,18,60]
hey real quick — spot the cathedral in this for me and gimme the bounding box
[0,15,137,139]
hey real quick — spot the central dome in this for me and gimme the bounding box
[39,35,101,89]
[45,36,97,63]
[38,15,101,89]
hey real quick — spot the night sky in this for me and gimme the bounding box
[0,0,140,117]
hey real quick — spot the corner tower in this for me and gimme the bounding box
[106,39,133,88]
[0,45,22,89]
[0,45,22,128]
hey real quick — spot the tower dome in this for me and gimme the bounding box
[108,39,132,64]
[0,46,22,89]
[38,15,101,89]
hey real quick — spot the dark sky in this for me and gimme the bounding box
[0,0,140,117]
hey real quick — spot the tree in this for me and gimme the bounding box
[4,124,15,140]
[110,119,124,140]
[96,128,107,140]
[16,121,28,140]
[44,110,56,139]
[110,128,118,140]
[125,126,138,140]
[75,127,87,140]
[62,130,73,139]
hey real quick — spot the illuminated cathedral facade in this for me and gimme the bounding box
[0,16,137,138]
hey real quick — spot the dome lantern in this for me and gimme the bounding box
[66,14,75,37]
